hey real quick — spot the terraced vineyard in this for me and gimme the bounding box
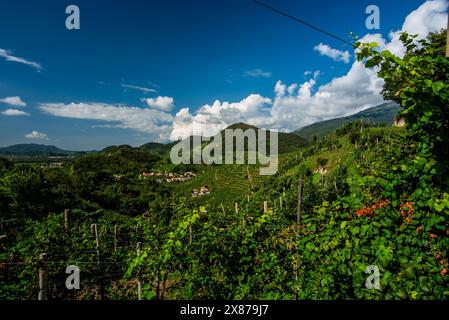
[170,152,300,208]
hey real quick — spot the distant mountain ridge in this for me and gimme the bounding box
[0,144,77,156]
[294,102,401,141]
[1,103,399,157]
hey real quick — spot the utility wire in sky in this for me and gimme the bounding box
[253,0,355,46]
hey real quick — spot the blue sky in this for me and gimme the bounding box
[0,0,447,150]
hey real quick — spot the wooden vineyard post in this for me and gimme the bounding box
[235,203,239,214]
[221,203,226,216]
[114,225,119,253]
[280,196,283,209]
[297,179,303,225]
[293,259,299,300]
[92,223,103,299]
[189,224,193,245]
[263,201,268,213]
[64,209,70,236]
[155,266,160,300]
[38,253,48,300]
[136,242,142,300]
[92,224,100,252]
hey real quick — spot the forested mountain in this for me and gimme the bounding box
[294,102,401,141]
[0,144,76,156]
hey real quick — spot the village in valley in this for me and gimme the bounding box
[138,171,211,197]
[139,171,197,183]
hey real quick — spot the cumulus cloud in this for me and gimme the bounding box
[39,102,173,142]
[358,0,448,58]
[170,94,272,140]
[25,131,48,140]
[32,1,447,144]
[143,96,175,112]
[121,83,157,93]
[1,109,30,116]
[270,62,383,131]
[170,0,447,140]
[0,49,42,71]
[314,43,351,63]
[243,69,272,78]
[0,96,27,107]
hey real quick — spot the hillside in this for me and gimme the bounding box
[2,120,448,300]
[226,123,309,153]
[140,141,176,155]
[0,143,75,156]
[294,102,400,141]
[138,123,309,158]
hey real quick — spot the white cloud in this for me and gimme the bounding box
[314,43,351,63]
[25,131,48,140]
[270,62,384,131]
[0,49,42,71]
[0,96,27,107]
[1,109,30,116]
[170,94,272,140]
[143,96,175,112]
[31,1,447,144]
[121,83,157,93]
[39,102,173,142]
[363,0,448,57]
[243,69,272,78]
[170,0,447,140]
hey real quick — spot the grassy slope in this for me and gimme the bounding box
[170,153,299,208]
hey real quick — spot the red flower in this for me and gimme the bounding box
[356,199,390,218]
[400,202,414,217]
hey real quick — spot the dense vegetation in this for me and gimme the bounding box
[1,30,448,300]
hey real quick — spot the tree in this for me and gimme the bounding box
[356,30,449,172]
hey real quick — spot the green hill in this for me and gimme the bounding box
[226,123,309,153]
[140,141,176,156]
[139,123,309,158]
[0,143,76,156]
[294,102,400,141]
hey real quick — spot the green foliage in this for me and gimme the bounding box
[2,33,449,301]
[356,29,449,169]
[2,121,449,300]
